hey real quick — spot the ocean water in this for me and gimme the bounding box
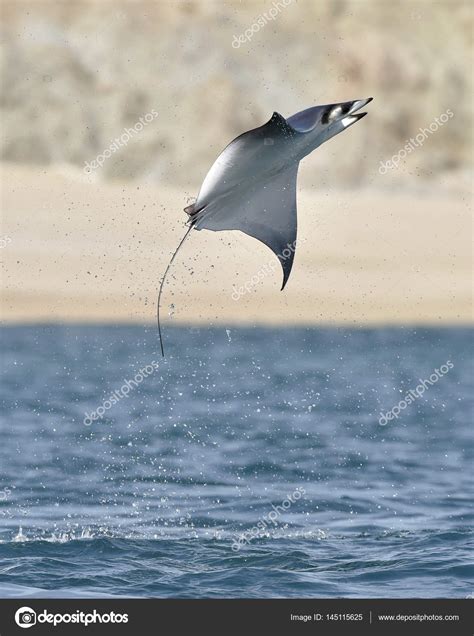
[0,325,472,599]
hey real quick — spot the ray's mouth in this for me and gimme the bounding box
[341,96,373,128]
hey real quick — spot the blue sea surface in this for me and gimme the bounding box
[0,325,472,598]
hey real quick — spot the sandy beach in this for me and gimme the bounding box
[1,0,472,328]
[1,163,471,326]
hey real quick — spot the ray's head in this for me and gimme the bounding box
[286,97,373,146]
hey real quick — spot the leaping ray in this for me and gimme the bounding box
[157,97,373,355]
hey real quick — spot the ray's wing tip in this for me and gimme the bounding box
[280,272,290,291]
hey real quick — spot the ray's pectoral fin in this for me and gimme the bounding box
[197,163,299,290]
[239,215,297,291]
[237,163,299,291]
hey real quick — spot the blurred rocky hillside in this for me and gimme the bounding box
[0,0,472,190]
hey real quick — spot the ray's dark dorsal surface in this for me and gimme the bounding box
[157,98,373,355]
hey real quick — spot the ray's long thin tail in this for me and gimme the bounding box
[157,225,193,357]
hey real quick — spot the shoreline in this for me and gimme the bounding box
[1,164,472,326]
